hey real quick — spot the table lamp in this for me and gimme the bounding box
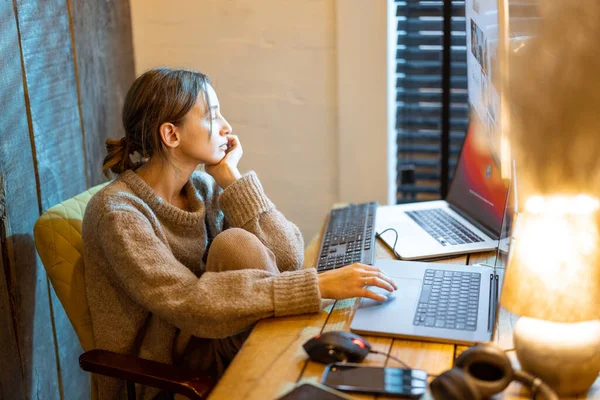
[500,194,600,395]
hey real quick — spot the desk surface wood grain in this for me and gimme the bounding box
[209,214,600,400]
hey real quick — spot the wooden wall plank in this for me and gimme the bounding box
[15,0,88,209]
[2,0,135,398]
[69,0,135,186]
[0,240,24,399]
[56,1,135,397]
[0,1,61,398]
[46,284,89,399]
[14,1,92,399]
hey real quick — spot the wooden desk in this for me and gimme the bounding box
[209,219,600,400]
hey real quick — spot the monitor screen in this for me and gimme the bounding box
[466,0,501,159]
[466,0,541,179]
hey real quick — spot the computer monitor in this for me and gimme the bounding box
[466,0,502,163]
[466,0,541,180]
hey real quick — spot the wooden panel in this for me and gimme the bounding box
[0,1,61,398]
[23,2,137,396]
[0,9,26,398]
[15,1,91,399]
[46,284,89,399]
[69,0,135,186]
[15,0,88,209]
[0,240,24,399]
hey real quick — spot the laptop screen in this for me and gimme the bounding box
[446,120,509,238]
[495,159,518,266]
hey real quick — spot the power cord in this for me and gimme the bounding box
[375,228,401,259]
[369,350,435,382]
[369,349,411,369]
[503,349,538,400]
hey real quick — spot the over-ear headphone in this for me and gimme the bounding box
[429,344,558,400]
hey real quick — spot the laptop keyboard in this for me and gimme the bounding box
[405,209,484,246]
[413,269,481,331]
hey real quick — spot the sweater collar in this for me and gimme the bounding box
[119,170,205,227]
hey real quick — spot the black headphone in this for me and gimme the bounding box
[429,344,558,400]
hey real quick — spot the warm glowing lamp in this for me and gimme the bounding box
[501,195,600,395]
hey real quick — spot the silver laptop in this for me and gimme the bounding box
[377,123,509,260]
[350,173,516,345]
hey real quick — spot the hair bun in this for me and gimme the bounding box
[102,136,136,178]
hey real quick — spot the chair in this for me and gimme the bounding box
[33,183,214,400]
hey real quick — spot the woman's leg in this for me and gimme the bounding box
[205,227,279,274]
[180,228,280,378]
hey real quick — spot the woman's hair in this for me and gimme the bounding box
[102,68,211,177]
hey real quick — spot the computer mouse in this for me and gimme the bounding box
[303,330,371,364]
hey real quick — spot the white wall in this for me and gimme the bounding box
[130,0,390,242]
[337,0,394,206]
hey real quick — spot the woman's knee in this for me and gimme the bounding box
[206,228,278,273]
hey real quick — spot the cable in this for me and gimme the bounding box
[369,350,432,382]
[375,228,401,260]
[369,350,410,369]
[514,370,558,400]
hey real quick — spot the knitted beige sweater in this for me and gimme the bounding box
[82,170,321,399]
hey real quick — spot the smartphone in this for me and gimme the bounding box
[321,362,428,398]
[277,382,354,400]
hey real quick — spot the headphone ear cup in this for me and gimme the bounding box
[454,344,514,399]
[430,368,482,400]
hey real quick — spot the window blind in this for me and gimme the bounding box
[395,0,468,202]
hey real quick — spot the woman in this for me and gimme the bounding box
[82,68,396,399]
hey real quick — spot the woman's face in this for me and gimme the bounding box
[177,84,232,165]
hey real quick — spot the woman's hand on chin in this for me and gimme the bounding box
[205,135,243,189]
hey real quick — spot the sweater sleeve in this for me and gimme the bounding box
[96,209,320,339]
[218,171,305,272]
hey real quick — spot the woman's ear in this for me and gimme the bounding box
[159,122,180,149]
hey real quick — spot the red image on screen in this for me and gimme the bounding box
[447,122,508,236]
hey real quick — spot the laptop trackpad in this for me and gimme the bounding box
[359,278,421,311]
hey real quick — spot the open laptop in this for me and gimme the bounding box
[377,121,509,260]
[350,171,516,345]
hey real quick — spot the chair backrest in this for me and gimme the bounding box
[34,183,109,352]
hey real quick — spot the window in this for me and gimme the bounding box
[394,1,469,202]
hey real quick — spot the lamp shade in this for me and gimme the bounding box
[500,195,600,322]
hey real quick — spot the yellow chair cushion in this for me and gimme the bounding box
[34,182,109,352]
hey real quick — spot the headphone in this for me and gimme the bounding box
[429,344,558,400]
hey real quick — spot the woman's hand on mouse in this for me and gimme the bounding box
[317,264,397,302]
[206,134,243,189]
